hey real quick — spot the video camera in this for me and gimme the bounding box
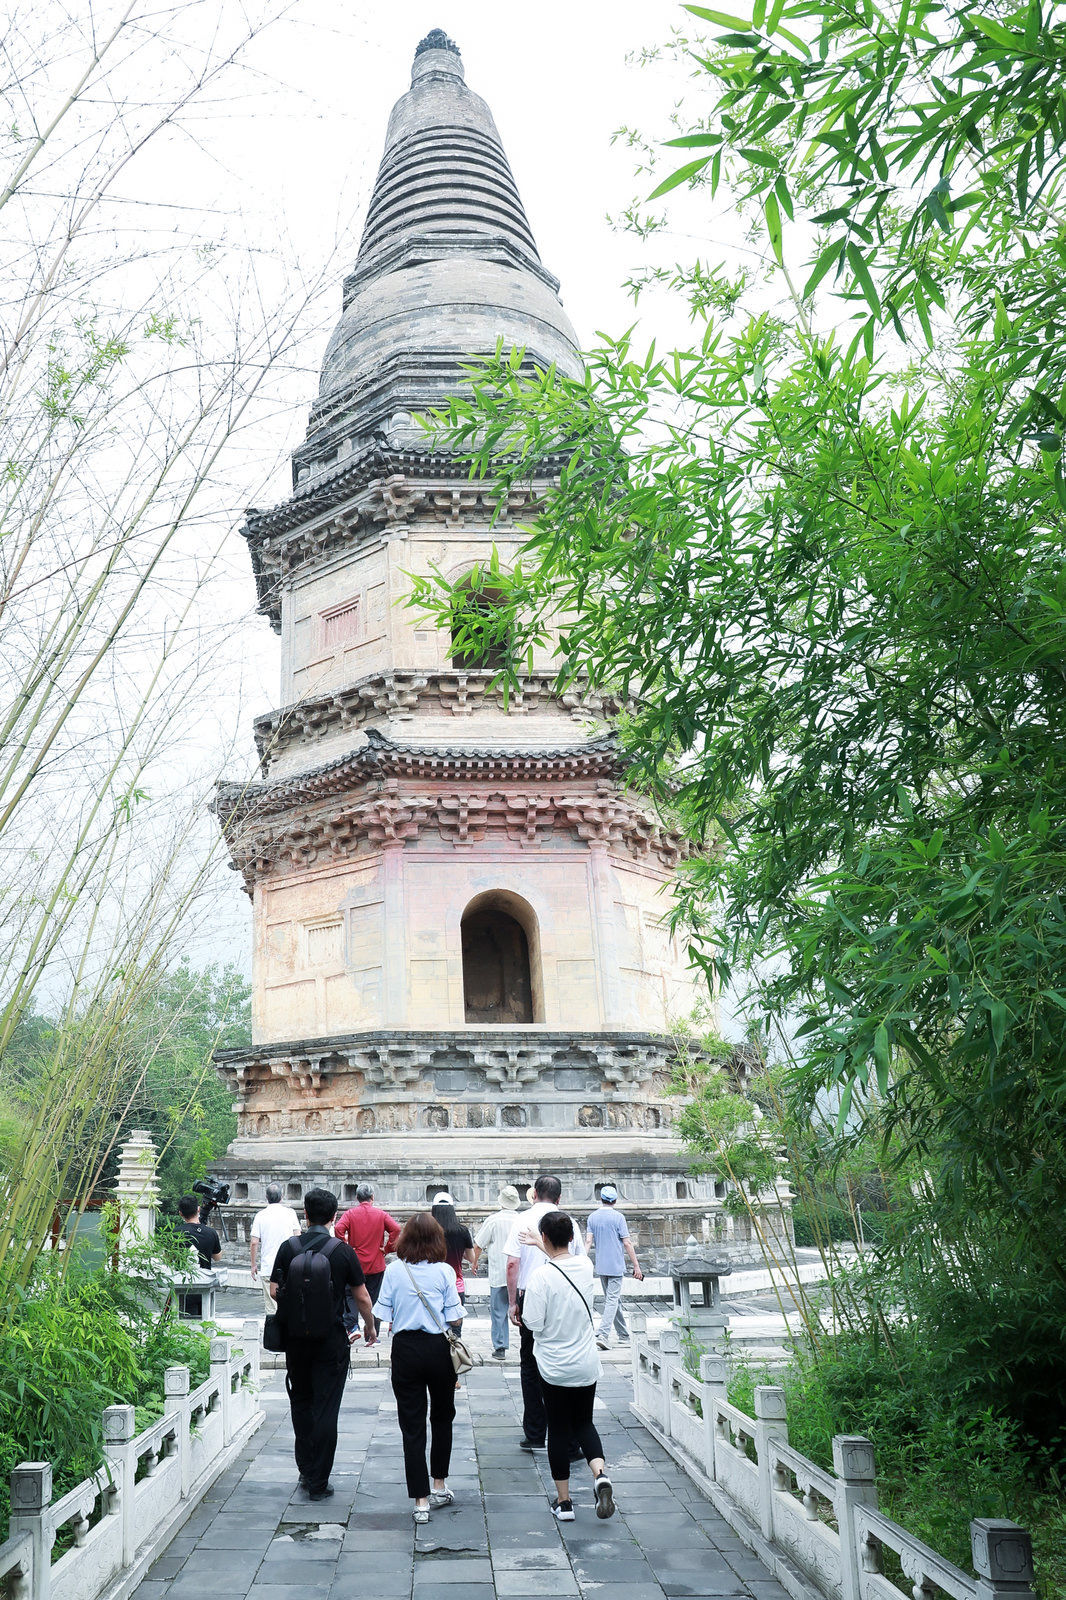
[192,1178,231,1240]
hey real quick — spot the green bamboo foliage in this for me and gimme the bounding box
[0,0,328,1311]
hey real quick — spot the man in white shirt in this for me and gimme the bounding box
[250,1184,300,1315]
[505,1174,585,1451]
[473,1184,521,1360]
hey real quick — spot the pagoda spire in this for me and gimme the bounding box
[290,32,579,482]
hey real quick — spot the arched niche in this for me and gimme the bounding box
[449,571,511,670]
[460,890,543,1025]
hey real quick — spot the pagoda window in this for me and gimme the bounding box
[461,892,540,1024]
[450,575,510,670]
[319,595,362,650]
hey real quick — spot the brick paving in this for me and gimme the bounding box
[133,1358,788,1600]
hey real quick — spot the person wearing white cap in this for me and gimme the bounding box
[431,1193,475,1305]
[585,1184,643,1349]
[472,1184,521,1358]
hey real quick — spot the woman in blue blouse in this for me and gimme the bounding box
[374,1212,463,1522]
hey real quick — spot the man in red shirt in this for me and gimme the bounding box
[334,1183,401,1324]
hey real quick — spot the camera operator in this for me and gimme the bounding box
[177,1193,223,1318]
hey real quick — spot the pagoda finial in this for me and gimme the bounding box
[414,28,460,59]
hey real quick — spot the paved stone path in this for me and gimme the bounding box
[133,1360,787,1600]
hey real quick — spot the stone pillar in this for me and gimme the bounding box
[754,1386,788,1541]
[102,1404,137,1566]
[971,1521,1036,1600]
[833,1434,878,1600]
[211,1337,233,1444]
[113,1130,160,1261]
[164,1366,192,1497]
[700,1352,728,1480]
[9,1462,51,1600]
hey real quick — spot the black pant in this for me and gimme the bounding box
[517,1290,547,1446]
[390,1330,456,1499]
[285,1329,350,1492]
[540,1377,603,1482]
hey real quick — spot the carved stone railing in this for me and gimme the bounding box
[0,1322,262,1600]
[628,1313,1036,1600]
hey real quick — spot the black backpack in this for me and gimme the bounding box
[280,1236,343,1339]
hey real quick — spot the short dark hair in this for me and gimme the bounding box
[265,1183,282,1204]
[534,1175,562,1204]
[178,1194,199,1220]
[303,1187,337,1226]
[396,1212,446,1264]
[539,1210,574,1249]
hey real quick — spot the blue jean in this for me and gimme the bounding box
[489,1285,510,1351]
[597,1275,630,1342]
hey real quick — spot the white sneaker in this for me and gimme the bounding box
[596,1337,609,1350]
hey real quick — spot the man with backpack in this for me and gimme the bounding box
[270,1187,376,1501]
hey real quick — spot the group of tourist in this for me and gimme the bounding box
[235,1175,643,1524]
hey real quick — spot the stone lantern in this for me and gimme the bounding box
[669,1237,732,1355]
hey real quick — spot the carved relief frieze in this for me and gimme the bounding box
[218,1031,719,1125]
[254,672,633,764]
[234,1093,673,1140]
[221,781,686,891]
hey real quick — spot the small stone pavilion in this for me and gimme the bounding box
[213,31,772,1261]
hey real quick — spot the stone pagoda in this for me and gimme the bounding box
[213,30,752,1261]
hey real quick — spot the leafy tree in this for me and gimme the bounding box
[412,0,1066,1285]
[2,962,248,1217]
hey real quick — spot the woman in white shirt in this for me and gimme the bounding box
[373,1213,463,1523]
[520,1210,616,1523]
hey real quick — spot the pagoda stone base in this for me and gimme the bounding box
[211,1028,791,1273]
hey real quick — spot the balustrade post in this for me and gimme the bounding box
[164,1366,191,1499]
[101,1404,137,1568]
[628,1308,646,1396]
[211,1337,233,1444]
[971,1520,1036,1600]
[699,1352,728,1483]
[242,1317,261,1386]
[9,1463,51,1600]
[753,1386,787,1541]
[659,1327,681,1440]
[833,1435,878,1600]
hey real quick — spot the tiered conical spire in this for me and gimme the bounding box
[293,31,579,484]
[349,29,545,289]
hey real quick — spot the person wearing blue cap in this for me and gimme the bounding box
[585,1184,643,1349]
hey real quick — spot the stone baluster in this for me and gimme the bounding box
[971,1520,1036,1600]
[242,1316,262,1385]
[753,1386,788,1541]
[658,1327,681,1441]
[699,1352,728,1482]
[9,1463,51,1600]
[101,1404,137,1568]
[628,1309,646,1398]
[211,1338,233,1445]
[833,1434,878,1600]
[164,1366,192,1498]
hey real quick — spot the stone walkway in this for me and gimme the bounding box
[133,1359,787,1600]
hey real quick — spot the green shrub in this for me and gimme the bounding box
[792,1201,890,1248]
[0,1260,212,1540]
[729,1327,1066,1599]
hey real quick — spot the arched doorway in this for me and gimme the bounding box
[450,572,510,670]
[461,893,539,1024]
